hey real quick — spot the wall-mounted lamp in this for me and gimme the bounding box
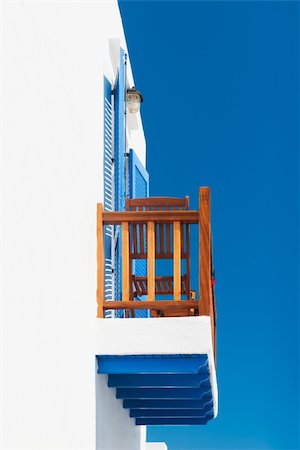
[126,87,143,114]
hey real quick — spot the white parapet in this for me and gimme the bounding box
[96,316,218,417]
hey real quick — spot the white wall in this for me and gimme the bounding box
[96,371,143,450]
[0,1,145,449]
[146,444,168,450]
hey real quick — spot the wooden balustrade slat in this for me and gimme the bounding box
[140,226,145,255]
[147,221,155,301]
[122,221,130,302]
[173,220,181,301]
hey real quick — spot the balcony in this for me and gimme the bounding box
[96,187,218,425]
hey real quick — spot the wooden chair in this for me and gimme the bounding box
[125,197,195,317]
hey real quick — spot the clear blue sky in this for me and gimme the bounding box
[119,2,299,449]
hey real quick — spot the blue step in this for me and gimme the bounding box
[97,354,208,374]
[135,417,212,425]
[129,406,213,418]
[123,398,213,409]
[108,373,210,388]
[116,387,212,400]
[96,354,214,426]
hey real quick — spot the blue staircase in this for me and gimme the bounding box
[96,354,214,425]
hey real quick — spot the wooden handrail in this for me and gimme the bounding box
[102,210,199,224]
[103,300,199,310]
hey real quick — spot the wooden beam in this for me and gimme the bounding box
[199,187,212,316]
[147,221,155,301]
[102,210,199,224]
[173,221,181,300]
[103,300,199,310]
[122,221,130,302]
[97,203,104,318]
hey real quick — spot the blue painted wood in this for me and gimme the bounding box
[114,48,126,213]
[123,399,213,409]
[129,148,149,199]
[108,373,210,388]
[96,353,214,425]
[97,354,208,374]
[130,407,213,418]
[103,76,113,213]
[116,387,212,400]
[113,48,126,318]
[103,77,113,318]
[135,418,211,425]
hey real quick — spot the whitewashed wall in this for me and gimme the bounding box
[146,444,168,450]
[0,1,145,449]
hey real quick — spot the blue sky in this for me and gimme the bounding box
[119,2,299,449]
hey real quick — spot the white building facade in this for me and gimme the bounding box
[1,1,153,449]
[1,2,217,449]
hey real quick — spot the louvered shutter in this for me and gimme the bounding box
[103,76,113,318]
[129,149,149,318]
[113,48,126,317]
[114,48,126,212]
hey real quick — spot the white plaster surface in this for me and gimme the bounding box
[146,444,168,450]
[96,317,218,417]
[96,369,146,450]
[1,1,145,449]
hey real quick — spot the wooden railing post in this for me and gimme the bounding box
[173,221,181,301]
[199,187,216,360]
[199,187,212,316]
[147,221,155,301]
[122,221,130,302]
[97,203,104,318]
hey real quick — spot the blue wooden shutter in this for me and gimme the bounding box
[129,149,149,318]
[103,76,113,317]
[114,48,126,212]
[129,149,149,199]
[114,48,126,316]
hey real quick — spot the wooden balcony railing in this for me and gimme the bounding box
[97,187,216,355]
